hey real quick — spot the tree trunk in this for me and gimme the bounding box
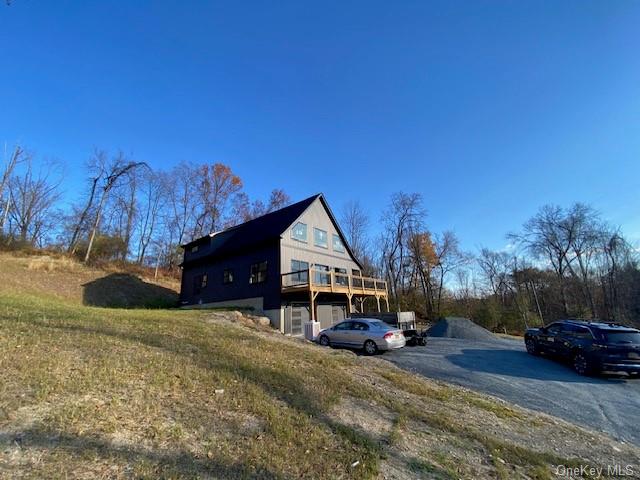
[84,192,107,263]
[68,176,99,254]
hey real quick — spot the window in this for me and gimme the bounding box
[191,245,199,253]
[291,260,309,284]
[602,331,640,344]
[193,273,207,294]
[545,323,563,334]
[314,228,328,248]
[291,222,307,242]
[369,321,387,330]
[223,269,234,284]
[250,261,268,284]
[335,267,348,286]
[332,234,345,253]
[572,327,593,339]
[313,264,330,285]
[352,269,363,288]
[352,322,369,331]
[334,321,353,331]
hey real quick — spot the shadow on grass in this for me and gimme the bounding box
[82,273,178,309]
[14,317,385,477]
[0,429,287,479]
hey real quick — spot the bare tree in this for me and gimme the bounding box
[7,157,62,246]
[67,151,106,254]
[341,200,370,263]
[83,152,146,263]
[380,192,425,310]
[510,205,576,316]
[164,161,199,268]
[0,145,25,234]
[136,170,167,264]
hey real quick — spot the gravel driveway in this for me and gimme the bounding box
[385,337,640,445]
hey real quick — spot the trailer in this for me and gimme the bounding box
[350,312,427,346]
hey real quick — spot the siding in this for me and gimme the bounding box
[280,198,360,274]
[180,240,281,310]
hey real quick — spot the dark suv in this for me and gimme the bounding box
[524,319,640,376]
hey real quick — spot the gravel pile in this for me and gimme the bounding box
[427,317,496,341]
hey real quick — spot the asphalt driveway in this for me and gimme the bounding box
[384,337,640,445]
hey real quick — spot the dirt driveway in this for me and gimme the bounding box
[385,337,640,446]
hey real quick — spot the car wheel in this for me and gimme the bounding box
[525,338,539,356]
[573,352,592,376]
[363,340,378,355]
[318,335,330,347]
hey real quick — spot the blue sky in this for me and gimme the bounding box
[1,1,639,251]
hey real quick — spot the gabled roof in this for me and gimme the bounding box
[182,193,362,268]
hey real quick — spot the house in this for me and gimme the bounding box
[179,193,389,335]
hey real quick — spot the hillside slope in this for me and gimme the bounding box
[0,253,179,308]
[0,254,638,479]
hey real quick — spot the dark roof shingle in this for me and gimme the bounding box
[182,193,321,259]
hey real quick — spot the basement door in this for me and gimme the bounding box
[286,303,310,336]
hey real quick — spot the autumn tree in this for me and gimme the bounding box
[193,163,243,237]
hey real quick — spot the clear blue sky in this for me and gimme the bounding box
[1,1,639,251]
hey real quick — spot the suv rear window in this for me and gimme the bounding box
[601,331,640,344]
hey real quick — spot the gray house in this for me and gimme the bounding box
[179,193,389,335]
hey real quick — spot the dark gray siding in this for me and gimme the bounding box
[182,236,212,264]
[180,241,281,309]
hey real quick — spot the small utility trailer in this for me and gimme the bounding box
[350,312,427,346]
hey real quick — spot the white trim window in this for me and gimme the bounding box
[332,234,345,253]
[291,222,307,242]
[314,228,328,248]
[250,261,268,284]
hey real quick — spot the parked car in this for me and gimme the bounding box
[524,319,640,376]
[317,318,406,355]
[351,312,427,346]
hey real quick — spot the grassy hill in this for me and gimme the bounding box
[0,253,638,479]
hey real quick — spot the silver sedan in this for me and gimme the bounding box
[317,318,406,355]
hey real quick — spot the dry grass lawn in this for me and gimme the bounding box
[0,253,638,479]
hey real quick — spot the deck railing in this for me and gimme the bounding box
[281,268,387,295]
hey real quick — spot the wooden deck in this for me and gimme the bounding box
[281,268,389,319]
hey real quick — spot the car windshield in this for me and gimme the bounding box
[601,331,640,344]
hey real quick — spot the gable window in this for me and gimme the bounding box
[314,228,328,248]
[291,222,307,242]
[291,260,309,284]
[250,261,268,284]
[332,234,345,253]
[191,245,199,253]
[193,273,207,294]
[223,269,234,284]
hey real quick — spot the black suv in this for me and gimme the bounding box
[524,319,640,376]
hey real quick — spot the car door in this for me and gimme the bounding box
[330,321,353,345]
[555,324,577,358]
[539,323,564,354]
[346,321,369,347]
